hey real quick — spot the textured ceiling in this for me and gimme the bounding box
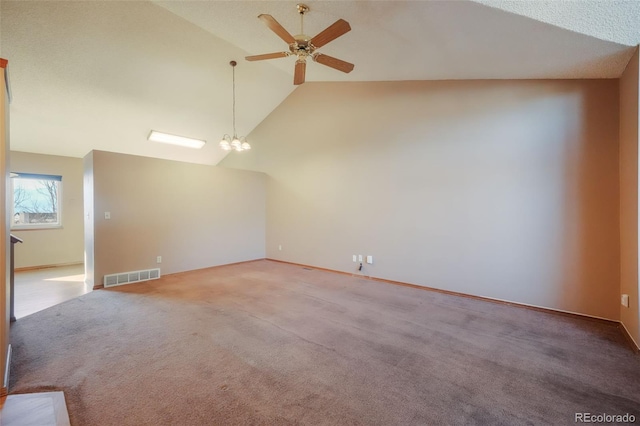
[0,1,294,166]
[0,1,638,165]
[156,0,638,82]
[476,0,640,46]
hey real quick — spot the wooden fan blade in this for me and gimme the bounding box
[313,54,354,73]
[310,19,351,48]
[294,60,306,85]
[258,14,296,44]
[245,52,289,61]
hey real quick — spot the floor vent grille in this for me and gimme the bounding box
[104,268,161,288]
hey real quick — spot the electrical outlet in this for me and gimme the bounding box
[621,294,629,307]
[358,255,363,262]
[157,256,162,264]
[366,255,373,264]
[352,255,357,262]
[278,245,282,251]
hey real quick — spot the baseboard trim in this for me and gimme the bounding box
[266,258,624,328]
[15,262,83,273]
[619,321,640,353]
[163,258,267,279]
[96,258,267,291]
[2,344,11,397]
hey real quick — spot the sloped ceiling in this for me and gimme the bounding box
[476,0,640,46]
[0,1,294,166]
[0,1,638,166]
[155,0,636,81]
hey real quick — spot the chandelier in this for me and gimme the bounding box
[219,61,250,152]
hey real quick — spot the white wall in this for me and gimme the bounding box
[10,151,84,269]
[84,151,266,288]
[1,59,10,396]
[222,80,620,320]
[83,151,95,288]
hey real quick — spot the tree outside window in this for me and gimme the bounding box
[11,173,62,229]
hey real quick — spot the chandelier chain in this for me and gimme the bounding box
[232,64,236,137]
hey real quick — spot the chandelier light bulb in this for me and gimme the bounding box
[231,137,242,150]
[219,138,231,150]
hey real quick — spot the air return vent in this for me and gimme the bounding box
[103,268,161,288]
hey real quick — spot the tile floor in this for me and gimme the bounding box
[13,264,90,319]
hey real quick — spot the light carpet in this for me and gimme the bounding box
[9,260,640,425]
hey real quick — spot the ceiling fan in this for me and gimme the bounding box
[245,3,354,85]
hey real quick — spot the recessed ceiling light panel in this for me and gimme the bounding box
[148,131,206,149]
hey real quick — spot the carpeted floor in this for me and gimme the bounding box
[9,260,640,425]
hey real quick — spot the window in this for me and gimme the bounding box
[11,173,62,229]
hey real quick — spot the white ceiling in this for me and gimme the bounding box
[1,1,638,166]
[476,0,640,46]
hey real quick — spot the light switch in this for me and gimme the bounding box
[366,256,373,264]
[621,294,629,307]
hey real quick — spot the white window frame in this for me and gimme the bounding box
[10,172,63,230]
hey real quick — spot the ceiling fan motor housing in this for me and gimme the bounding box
[290,35,314,58]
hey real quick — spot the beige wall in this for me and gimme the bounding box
[222,80,621,320]
[84,150,266,288]
[10,151,84,268]
[619,47,640,347]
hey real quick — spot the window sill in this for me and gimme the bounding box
[11,225,63,231]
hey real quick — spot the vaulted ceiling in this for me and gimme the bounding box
[1,1,638,166]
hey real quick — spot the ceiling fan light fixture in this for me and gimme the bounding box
[220,61,250,153]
